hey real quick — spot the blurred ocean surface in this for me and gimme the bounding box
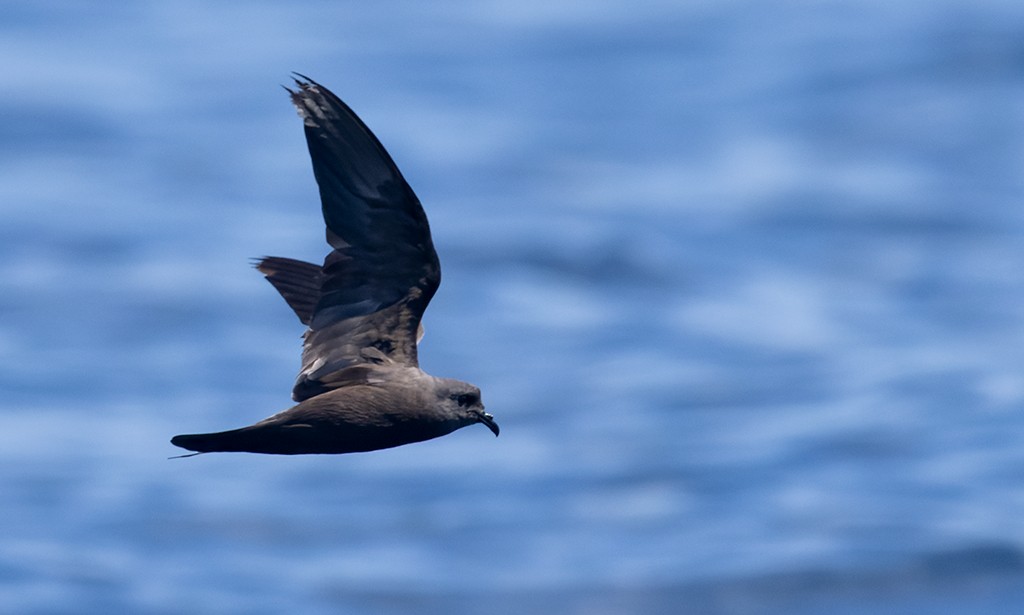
[2,1,1024,613]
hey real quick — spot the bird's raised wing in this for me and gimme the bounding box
[285,76,440,402]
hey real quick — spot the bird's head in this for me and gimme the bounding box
[437,380,499,437]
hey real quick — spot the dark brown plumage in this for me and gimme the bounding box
[171,76,496,456]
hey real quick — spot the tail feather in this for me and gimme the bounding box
[254,256,323,325]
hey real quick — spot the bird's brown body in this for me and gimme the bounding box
[172,369,490,455]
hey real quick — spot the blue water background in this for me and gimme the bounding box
[2,1,1024,613]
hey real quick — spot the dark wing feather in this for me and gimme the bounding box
[287,76,440,402]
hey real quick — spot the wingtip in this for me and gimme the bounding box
[171,432,218,456]
[290,71,316,85]
[289,73,322,96]
[286,73,323,121]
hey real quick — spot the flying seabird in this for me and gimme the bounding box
[170,76,497,455]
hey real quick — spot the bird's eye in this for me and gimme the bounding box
[452,393,476,406]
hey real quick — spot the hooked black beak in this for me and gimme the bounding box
[476,411,500,437]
